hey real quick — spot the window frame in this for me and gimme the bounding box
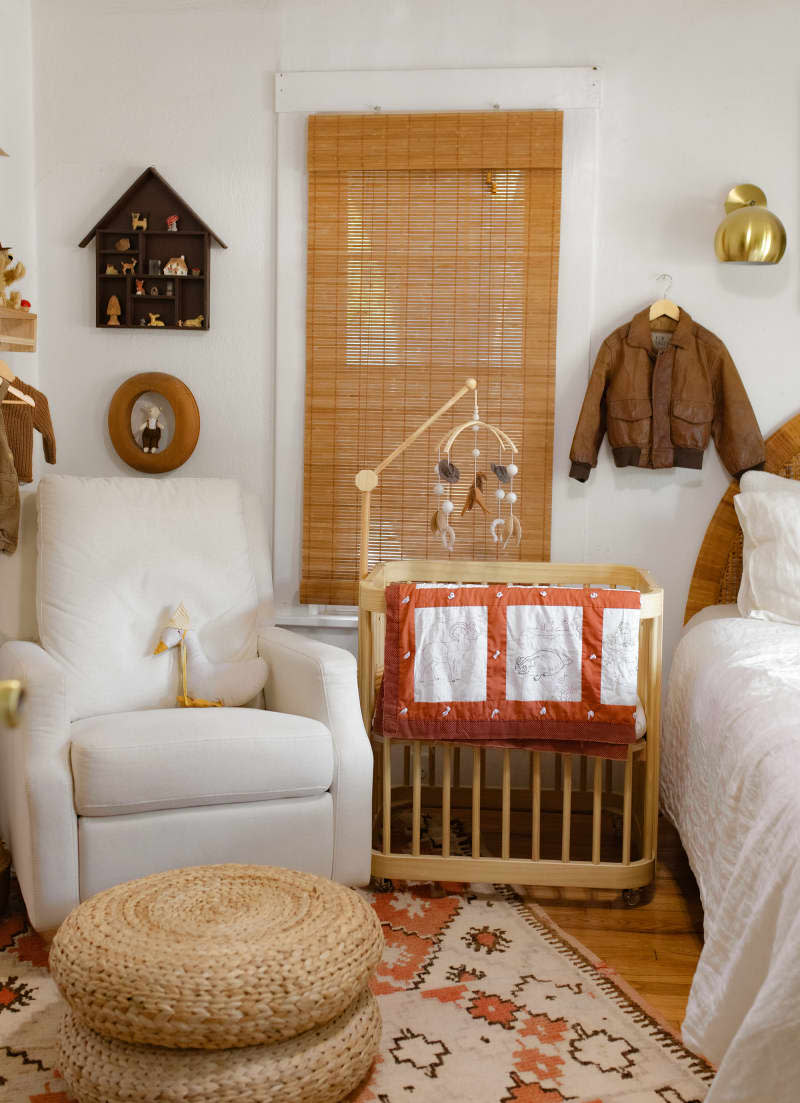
[273,68,600,625]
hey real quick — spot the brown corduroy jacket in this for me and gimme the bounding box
[569,308,765,482]
[1,377,56,484]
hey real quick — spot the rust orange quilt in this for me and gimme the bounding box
[377,582,641,758]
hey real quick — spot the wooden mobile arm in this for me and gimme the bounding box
[354,377,477,580]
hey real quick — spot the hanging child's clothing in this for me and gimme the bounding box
[0,383,20,554]
[1,377,56,484]
[569,307,765,482]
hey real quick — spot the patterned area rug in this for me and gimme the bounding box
[0,879,713,1103]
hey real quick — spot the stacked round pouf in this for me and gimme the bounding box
[49,865,383,1103]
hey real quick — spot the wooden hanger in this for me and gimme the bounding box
[649,273,680,323]
[0,359,35,407]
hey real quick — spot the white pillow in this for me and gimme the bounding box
[735,486,800,623]
[739,469,800,496]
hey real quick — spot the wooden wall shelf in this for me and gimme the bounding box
[80,167,226,332]
[0,305,37,352]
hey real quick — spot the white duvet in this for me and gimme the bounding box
[662,609,800,1102]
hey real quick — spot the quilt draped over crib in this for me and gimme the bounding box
[375,583,641,759]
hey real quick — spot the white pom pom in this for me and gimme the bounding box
[472,448,480,458]
[433,483,444,496]
[495,488,505,500]
[507,463,518,476]
[507,491,517,503]
[441,499,454,514]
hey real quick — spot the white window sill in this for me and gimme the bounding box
[274,605,358,630]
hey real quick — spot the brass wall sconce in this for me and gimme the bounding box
[714,184,786,264]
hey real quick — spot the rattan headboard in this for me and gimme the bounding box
[684,411,800,624]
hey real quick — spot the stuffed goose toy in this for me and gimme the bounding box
[154,603,267,708]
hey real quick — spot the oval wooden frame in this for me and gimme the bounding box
[108,371,200,474]
[684,410,800,623]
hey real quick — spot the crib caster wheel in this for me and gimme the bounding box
[622,888,642,908]
[370,877,394,893]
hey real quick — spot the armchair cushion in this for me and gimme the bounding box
[71,708,333,817]
[37,476,265,721]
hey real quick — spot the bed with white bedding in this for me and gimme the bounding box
[665,435,800,1103]
[663,605,800,1102]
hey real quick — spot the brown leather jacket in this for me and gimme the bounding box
[569,308,765,482]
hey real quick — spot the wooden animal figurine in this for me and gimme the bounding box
[154,603,268,708]
[135,279,144,295]
[0,242,25,309]
[461,472,490,516]
[106,295,121,326]
[131,211,148,231]
[138,404,164,452]
[163,255,188,276]
[114,237,131,252]
[121,258,137,275]
[105,263,119,275]
[178,314,204,328]
[147,313,164,327]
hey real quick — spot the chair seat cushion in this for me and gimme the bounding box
[71,708,334,817]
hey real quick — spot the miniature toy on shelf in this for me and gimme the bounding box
[166,214,179,232]
[190,266,201,277]
[147,313,164,327]
[19,300,30,312]
[178,314,204,329]
[149,286,159,297]
[114,238,131,253]
[105,264,119,275]
[0,242,26,309]
[135,279,144,296]
[138,404,164,452]
[166,280,174,297]
[148,259,162,276]
[131,211,148,231]
[121,258,137,275]
[106,295,122,326]
[163,255,188,277]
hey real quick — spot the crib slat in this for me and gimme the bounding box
[442,744,452,858]
[472,748,481,859]
[412,743,422,856]
[561,755,572,862]
[382,738,392,855]
[531,751,541,860]
[622,749,633,865]
[501,749,511,860]
[592,757,602,864]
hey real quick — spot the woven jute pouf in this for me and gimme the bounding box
[57,988,381,1103]
[50,864,383,1049]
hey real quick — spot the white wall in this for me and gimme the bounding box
[0,0,38,640]
[4,0,799,670]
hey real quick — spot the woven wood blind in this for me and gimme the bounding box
[303,111,562,605]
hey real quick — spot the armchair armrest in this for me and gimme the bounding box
[0,641,78,932]
[258,627,372,885]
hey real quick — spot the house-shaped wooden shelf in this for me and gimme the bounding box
[79,166,226,332]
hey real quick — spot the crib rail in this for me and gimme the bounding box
[359,561,662,895]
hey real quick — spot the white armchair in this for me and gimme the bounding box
[0,476,373,932]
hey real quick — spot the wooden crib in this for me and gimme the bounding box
[358,560,663,903]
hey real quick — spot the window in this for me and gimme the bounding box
[302,111,563,605]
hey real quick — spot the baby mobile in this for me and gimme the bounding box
[430,387,521,552]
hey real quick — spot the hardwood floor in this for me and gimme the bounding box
[523,816,703,1035]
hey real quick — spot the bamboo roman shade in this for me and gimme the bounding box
[303,111,562,605]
